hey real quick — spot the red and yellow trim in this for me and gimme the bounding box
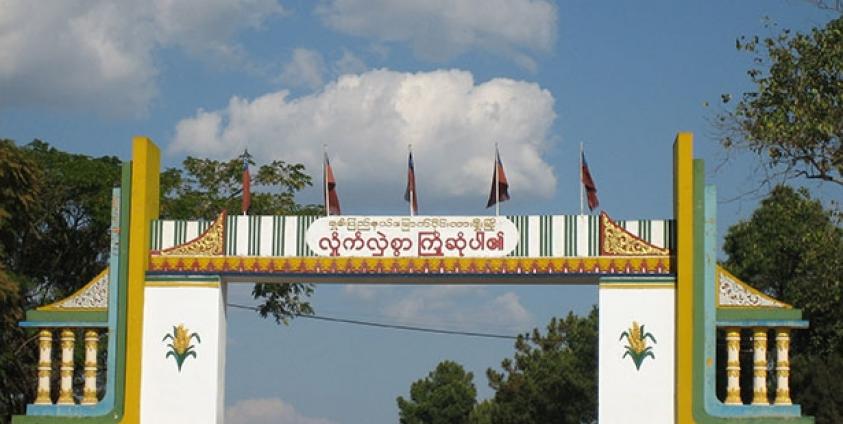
[148,255,673,276]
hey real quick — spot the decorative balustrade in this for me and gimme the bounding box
[719,326,798,407]
[29,327,104,407]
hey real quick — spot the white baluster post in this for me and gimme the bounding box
[82,330,98,405]
[751,328,769,405]
[57,329,75,405]
[35,329,53,405]
[774,328,792,405]
[725,328,742,405]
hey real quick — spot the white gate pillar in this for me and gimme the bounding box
[598,278,675,424]
[139,278,227,424]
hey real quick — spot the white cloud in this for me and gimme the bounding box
[170,68,557,210]
[316,0,556,68]
[0,0,282,115]
[226,398,336,424]
[489,292,532,326]
[333,49,367,75]
[280,48,327,90]
[382,287,534,332]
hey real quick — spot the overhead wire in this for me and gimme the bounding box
[226,302,524,340]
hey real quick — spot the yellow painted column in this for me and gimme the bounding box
[752,328,769,405]
[57,329,76,405]
[774,328,792,405]
[121,137,160,424]
[725,328,742,405]
[674,132,695,422]
[35,329,53,405]
[82,329,99,405]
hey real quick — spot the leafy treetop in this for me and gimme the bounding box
[719,16,843,187]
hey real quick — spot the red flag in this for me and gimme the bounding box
[241,153,251,214]
[324,152,341,215]
[404,151,418,215]
[486,148,510,208]
[581,151,599,211]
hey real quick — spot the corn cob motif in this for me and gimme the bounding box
[163,324,201,372]
[619,321,657,370]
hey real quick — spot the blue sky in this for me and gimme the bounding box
[2,1,840,423]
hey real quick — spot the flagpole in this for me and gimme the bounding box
[579,142,584,216]
[243,149,248,216]
[407,144,416,216]
[495,143,500,217]
[323,144,329,217]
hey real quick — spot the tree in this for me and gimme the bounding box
[722,185,843,422]
[0,140,43,421]
[397,360,478,424]
[469,399,494,424]
[0,140,323,421]
[0,140,122,304]
[485,307,598,424]
[160,154,321,220]
[160,153,322,324]
[723,185,843,355]
[718,16,843,187]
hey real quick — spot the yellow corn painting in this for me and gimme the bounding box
[162,324,201,372]
[619,321,656,370]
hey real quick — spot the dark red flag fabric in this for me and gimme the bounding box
[404,151,418,214]
[581,151,599,211]
[241,154,251,214]
[486,148,510,208]
[324,152,341,215]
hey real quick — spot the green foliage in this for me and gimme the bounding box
[160,154,321,220]
[720,16,843,186]
[468,399,494,424]
[723,185,843,355]
[8,140,121,301]
[0,140,43,421]
[485,307,598,424]
[791,353,843,423]
[397,360,478,424]
[722,186,843,422]
[0,141,323,420]
[159,153,321,324]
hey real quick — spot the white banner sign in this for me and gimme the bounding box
[305,216,519,257]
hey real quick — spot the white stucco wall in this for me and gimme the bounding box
[140,283,227,424]
[599,283,675,424]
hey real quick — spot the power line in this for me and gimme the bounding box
[227,302,522,340]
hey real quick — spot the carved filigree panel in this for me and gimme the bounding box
[156,211,226,256]
[600,212,670,256]
[717,267,790,308]
[39,269,108,310]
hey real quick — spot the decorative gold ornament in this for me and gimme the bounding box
[35,388,52,405]
[60,329,75,350]
[156,211,226,256]
[82,387,98,405]
[600,213,670,256]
